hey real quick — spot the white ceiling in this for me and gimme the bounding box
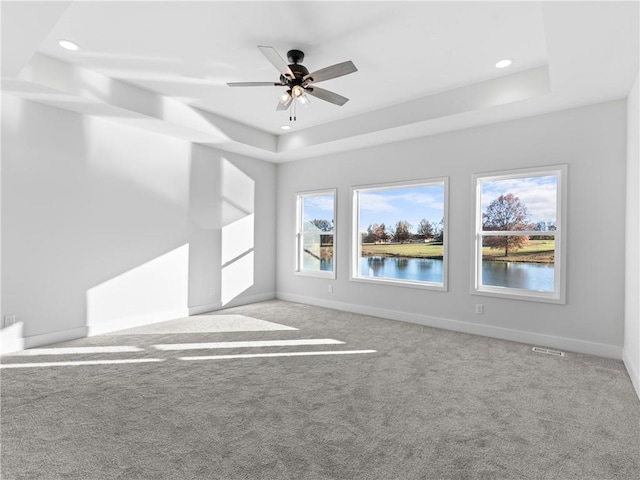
[2,1,638,163]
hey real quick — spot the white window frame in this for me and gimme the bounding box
[472,165,567,304]
[351,178,449,291]
[295,189,337,279]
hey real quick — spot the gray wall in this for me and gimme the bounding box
[1,96,276,347]
[276,100,627,358]
[624,72,640,398]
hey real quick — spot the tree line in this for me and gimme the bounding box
[362,218,444,244]
[305,192,554,255]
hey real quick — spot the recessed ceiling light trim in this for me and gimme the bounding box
[280,125,291,130]
[495,58,513,69]
[58,39,79,51]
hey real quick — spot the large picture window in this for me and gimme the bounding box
[473,166,566,303]
[352,178,448,290]
[295,190,336,278]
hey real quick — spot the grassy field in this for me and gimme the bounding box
[361,240,555,263]
[361,242,444,258]
[482,239,555,263]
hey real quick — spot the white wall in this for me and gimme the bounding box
[277,100,627,359]
[624,73,640,399]
[1,96,276,350]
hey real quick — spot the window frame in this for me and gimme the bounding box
[294,188,337,279]
[351,177,449,291]
[472,165,567,304]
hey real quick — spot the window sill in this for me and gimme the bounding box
[473,286,565,304]
[294,270,336,280]
[350,276,446,291]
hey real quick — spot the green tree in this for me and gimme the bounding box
[392,220,412,243]
[308,218,333,232]
[416,218,434,241]
[482,193,531,256]
[363,223,379,243]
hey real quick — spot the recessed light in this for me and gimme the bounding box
[495,58,513,69]
[58,40,79,51]
[280,125,291,130]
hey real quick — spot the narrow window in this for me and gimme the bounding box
[352,178,448,290]
[295,190,336,278]
[473,166,566,303]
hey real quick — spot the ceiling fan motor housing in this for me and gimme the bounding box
[280,64,309,86]
[287,49,305,64]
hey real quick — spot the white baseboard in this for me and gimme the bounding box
[190,292,276,315]
[223,292,276,309]
[87,308,189,336]
[622,348,640,401]
[189,302,223,316]
[0,322,25,354]
[1,294,278,354]
[276,292,623,360]
[23,325,88,350]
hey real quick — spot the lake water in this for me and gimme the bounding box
[359,256,554,291]
[481,260,554,292]
[360,256,444,283]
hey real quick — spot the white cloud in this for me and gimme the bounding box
[359,192,400,214]
[481,176,557,223]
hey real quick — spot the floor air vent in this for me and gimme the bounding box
[532,346,565,357]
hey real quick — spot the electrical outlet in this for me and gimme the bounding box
[475,304,484,315]
[3,315,16,327]
[328,284,334,293]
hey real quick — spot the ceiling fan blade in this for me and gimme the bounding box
[227,82,284,87]
[305,86,349,106]
[303,60,357,84]
[258,45,295,79]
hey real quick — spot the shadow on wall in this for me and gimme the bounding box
[84,144,256,337]
[188,144,255,312]
[220,158,255,305]
[1,97,258,351]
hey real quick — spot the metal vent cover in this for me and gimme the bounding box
[532,346,565,357]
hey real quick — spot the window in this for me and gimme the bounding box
[295,190,336,278]
[473,165,567,303]
[352,178,448,290]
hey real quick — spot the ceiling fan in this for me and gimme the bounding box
[227,46,357,117]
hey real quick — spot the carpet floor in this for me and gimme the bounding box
[1,300,638,479]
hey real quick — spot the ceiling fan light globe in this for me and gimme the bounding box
[291,85,304,98]
[278,92,293,110]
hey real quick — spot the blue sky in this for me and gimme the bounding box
[358,184,445,233]
[481,175,557,225]
[303,194,334,227]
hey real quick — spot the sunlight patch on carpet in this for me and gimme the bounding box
[7,346,143,356]
[154,338,342,350]
[179,350,377,361]
[1,358,163,368]
[109,314,298,335]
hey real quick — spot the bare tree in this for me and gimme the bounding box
[392,220,412,243]
[482,193,531,256]
[416,218,434,241]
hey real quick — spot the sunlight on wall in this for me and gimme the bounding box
[161,96,229,140]
[0,322,25,355]
[221,251,254,305]
[86,244,189,335]
[221,213,254,265]
[220,159,255,305]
